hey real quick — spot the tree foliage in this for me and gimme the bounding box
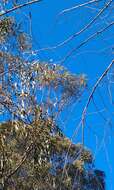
[0,1,106,190]
[0,119,105,190]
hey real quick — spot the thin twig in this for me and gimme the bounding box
[59,0,102,16]
[60,21,114,64]
[0,0,42,17]
[34,0,113,53]
[81,60,114,146]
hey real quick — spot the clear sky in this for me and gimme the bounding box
[5,0,114,189]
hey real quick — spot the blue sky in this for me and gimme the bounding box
[2,0,114,189]
[28,1,114,189]
[29,1,114,189]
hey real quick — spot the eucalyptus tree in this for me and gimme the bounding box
[0,1,106,190]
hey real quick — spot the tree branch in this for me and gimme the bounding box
[81,60,114,145]
[0,0,42,17]
[59,0,102,16]
[34,0,113,53]
[60,21,114,64]
[6,143,33,180]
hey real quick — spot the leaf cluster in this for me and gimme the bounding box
[0,118,105,190]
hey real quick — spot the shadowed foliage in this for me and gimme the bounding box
[0,118,105,190]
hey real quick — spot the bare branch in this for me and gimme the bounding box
[34,0,113,53]
[59,0,102,16]
[81,60,114,145]
[0,0,42,17]
[60,21,114,64]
